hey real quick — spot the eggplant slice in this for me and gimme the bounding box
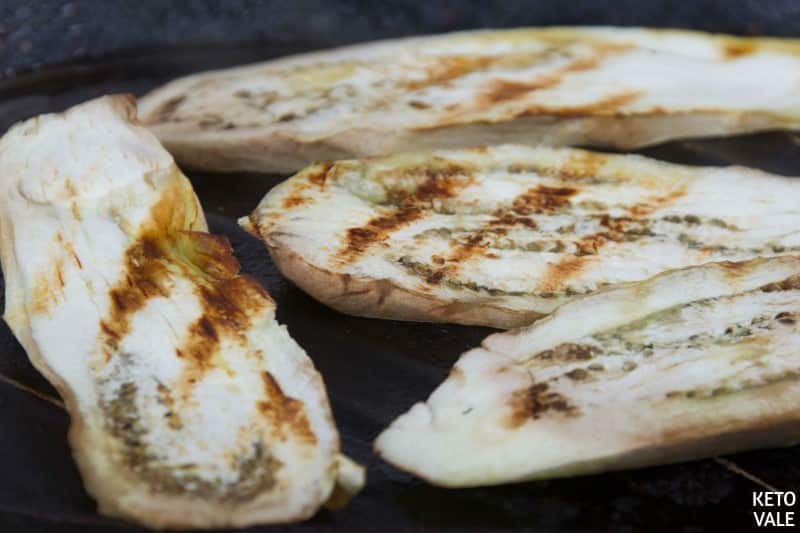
[375,255,800,487]
[241,144,800,329]
[0,95,363,529]
[139,26,800,173]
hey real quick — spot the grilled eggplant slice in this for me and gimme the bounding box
[241,144,800,329]
[140,26,800,173]
[375,255,800,487]
[0,95,363,529]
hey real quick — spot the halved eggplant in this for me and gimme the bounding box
[0,95,363,528]
[376,255,800,487]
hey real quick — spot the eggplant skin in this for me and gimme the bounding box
[242,144,800,329]
[140,26,800,173]
[0,95,363,529]
[375,256,800,487]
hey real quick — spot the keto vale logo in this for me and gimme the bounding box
[753,491,796,527]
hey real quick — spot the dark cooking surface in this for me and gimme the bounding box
[6,0,800,79]
[1,45,800,532]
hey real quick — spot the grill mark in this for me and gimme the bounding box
[413,222,529,284]
[398,255,594,298]
[760,275,800,293]
[449,234,489,260]
[182,316,219,369]
[520,90,641,118]
[383,162,475,207]
[565,368,591,381]
[404,55,496,90]
[535,343,598,362]
[419,215,653,256]
[306,161,334,188]
[483,78,562,104]
[398,256,517,295]
[259,372,317,444]
[175,231,241,280]
[532,185,685,288]
[279,162,334,209]
[412,90,640,132]
[518,189,684,277]
[628,187,688,217]
[481,46,625,105]
[338,207,422,263]
[100,235,171,356]
[489,212,538,229]
[157,382,182,430]
[196,276,270,330]
[571,215,636,257]
[282,196,309,208]
[30,254,67,316]
[99,181,194,355]
[534,184,684,293]
[558,151,608,180]
[506,382,578,428]
[415,171,470,203]
[428,231,493,282]
[405,187,721,296]
[538,255,587,293]
[339,163,474,262]
[510,184,578,215]
[175,253,272,398]
[406,211,691,295]
[507,152,609,183]
[573,233,606,257]
[99,178,272,387]
[104,214,277,423]
[31,233,74,316]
